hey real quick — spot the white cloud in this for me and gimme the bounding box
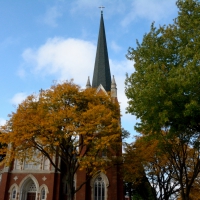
[22,37,134,109]
[0,118,6,126]
[121,0,177,27]
[43,6,62,27]
[22,37,96,86]
[21,37,134,106]
[21,37,137,139]
[110,59,134,78]
[10,92,27,105]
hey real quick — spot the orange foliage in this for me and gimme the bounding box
[124,131,200,199]
[0,80,121,196]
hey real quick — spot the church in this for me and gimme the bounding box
[0,11,124,200]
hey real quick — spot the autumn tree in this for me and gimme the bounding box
[125,0,200,199]
[123,136,179,200]
[188,175,200,199]
[160,131,200,200]
[124,132,200,200]
[0,81,121,200]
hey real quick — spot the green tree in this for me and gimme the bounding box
[125,0,200,134]
[125,0,200,199]
[0,81,121,200]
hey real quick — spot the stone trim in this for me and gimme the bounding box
[96,84,108,95]
[39,184,49,200]
[90,172,109,200]
[8,184,19,200]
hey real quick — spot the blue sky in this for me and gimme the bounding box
[0,0,178,142]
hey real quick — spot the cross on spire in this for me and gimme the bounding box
[99,6,105,14]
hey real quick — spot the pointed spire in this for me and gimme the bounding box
[111,75,117,98]
[86,76,91,89]
[92,11,111,91]
[111,75,116,88]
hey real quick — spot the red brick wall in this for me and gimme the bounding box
[0,172,9,200]
[0,172,61,200]
[76,169,87,200]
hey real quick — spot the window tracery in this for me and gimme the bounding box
[94,176,105,200]
[27,182,37,192]
[91,173,109,200]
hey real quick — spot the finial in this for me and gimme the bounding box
[99,6,105,14]
[39,88,44,93]
[86,76,91,89]
[112,75,116,84]
[111,75,117,98]
[111,75,116,88]
[39,88,44,99]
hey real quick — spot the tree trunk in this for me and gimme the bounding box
[181,192,190,200]
[66,181,74,200]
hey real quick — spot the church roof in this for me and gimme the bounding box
[92,11,111,92]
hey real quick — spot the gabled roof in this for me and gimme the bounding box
[92,11,111,92]
[96,84,108,95]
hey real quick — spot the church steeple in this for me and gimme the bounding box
[92,10,111,91]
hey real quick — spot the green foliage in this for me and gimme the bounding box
[125,1,200,199]
[125,0,200,134]
[121,128,130,140]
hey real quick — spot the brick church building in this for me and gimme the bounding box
[0,11,124,200]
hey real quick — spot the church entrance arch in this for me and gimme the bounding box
[19,176,38,200]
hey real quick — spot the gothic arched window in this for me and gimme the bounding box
[41,188,45,200]
[12,188,16,200]
[94,176,105,200]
